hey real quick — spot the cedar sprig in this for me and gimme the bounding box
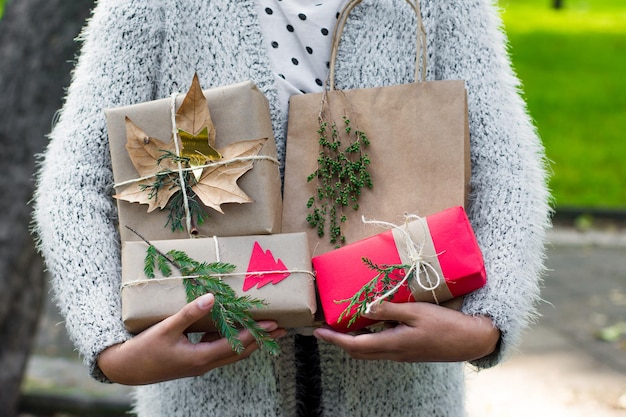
[165,185,208,233]
[306,115,372,246]
[136,228,280,355]
[336,257,412,328]
[138,150,208,233]
[182,263,276,355]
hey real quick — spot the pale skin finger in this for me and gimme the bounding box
[97,293,285,385]
[314,301,500,363]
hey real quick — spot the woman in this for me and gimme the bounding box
[33,0,551,415]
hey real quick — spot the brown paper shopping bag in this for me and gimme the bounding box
[282,0,470,256]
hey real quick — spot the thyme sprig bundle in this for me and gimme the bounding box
[133,228,280,355]
[306,114,372,246]
[336,258,413,328]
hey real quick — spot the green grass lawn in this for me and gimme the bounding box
[499,0,626,208]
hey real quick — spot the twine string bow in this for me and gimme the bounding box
[361,215,442,314]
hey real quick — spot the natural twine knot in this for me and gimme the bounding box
[361,214,442,314]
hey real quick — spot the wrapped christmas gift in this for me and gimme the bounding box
[312,206,486,333]
[121,232,316,334]
[106,75,282,242]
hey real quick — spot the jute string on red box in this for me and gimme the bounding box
[360,214,443,313]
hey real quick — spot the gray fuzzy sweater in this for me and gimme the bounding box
[32,0,551,416]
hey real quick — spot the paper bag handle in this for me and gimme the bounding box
[329,0,427,90]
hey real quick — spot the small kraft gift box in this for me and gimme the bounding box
[106,74,282,242]
[121,232,317,334]
[312,206,486,333]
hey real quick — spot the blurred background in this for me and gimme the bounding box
[0,0,624,416]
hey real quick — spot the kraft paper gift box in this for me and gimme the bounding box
[121,232,317,333]
[106,80,282,242]
[312,206,486,333]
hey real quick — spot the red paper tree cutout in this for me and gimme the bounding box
[243,242,291,291]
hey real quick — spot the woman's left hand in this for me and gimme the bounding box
[313,301,500,362]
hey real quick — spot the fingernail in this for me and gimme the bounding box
[196,293,214,309]
[313,329,327,341]
[260,321,278,332]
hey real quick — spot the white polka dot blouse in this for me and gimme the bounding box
[254,0,348,116]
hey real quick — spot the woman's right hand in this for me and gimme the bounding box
[97,293,285,385]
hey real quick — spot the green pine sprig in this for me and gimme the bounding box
[306,114,372,247]
[134,227,280,355]
[139,150,208,233]
[336,257,411,328]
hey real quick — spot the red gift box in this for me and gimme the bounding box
[312,206,486,332]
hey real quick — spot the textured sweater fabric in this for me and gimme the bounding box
[32,0,551,416]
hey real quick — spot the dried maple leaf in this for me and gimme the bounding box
[114,118,178,212]
[124,117,176,176]
[176,73,217,147]
[193,138,267,213]
[176,73,221,180]
[114,73,266,223]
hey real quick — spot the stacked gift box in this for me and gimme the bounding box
[106,76,317,335]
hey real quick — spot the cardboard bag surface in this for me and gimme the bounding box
[121,233,316,333]
[106,81,282,242]
[282,80,470,256]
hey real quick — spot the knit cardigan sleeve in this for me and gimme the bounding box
[432,0,552,368]
[32,0,166,381]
